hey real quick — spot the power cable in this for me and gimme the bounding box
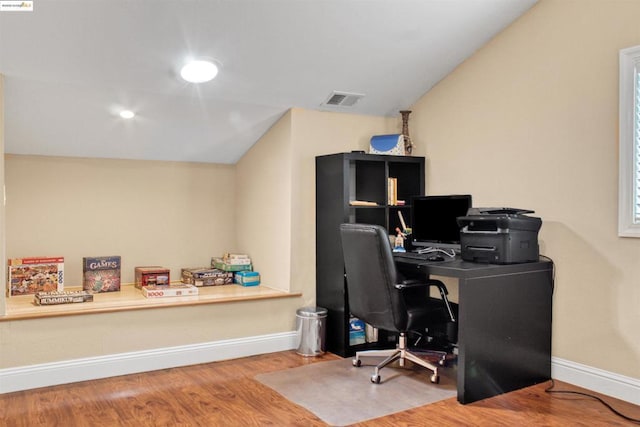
[545,379,640,424]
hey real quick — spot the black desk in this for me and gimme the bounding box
[394,255,553,404]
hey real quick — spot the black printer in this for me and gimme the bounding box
[456,208,542,264]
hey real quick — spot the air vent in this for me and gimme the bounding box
[322,91,365,107]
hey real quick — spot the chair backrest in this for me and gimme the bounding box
[339,223,407,332]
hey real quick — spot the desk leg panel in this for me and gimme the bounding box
[457,269,552,404]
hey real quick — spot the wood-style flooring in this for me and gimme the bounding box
[1,350,639,426]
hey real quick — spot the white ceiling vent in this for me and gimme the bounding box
[322,91,365,108]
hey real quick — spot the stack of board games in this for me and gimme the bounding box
[181,267,233,287]
[34,290,94,305]
[135,266,170,289]
[83,256,121,293]
[211,253,252,272]
[8,256,64,296]
[142,284,198,298]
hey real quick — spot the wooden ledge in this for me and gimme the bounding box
[2,284,301,321]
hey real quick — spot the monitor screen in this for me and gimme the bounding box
[410,195,472,250]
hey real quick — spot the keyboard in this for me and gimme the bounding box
[393,251,431,261]
[394,250,457,262]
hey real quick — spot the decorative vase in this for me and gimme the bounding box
[400,110,413,155]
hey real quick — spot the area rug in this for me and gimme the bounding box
[255,356,457,426]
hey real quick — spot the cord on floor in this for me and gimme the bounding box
[544,379,640,424]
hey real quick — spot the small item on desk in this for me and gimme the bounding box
[427,255,445,262]
[393,227,407,252]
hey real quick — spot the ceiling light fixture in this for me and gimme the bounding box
[119,110,135,119]
[180,59,219,83]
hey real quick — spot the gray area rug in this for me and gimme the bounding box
[255,356,457,426]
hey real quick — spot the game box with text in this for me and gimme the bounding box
[8,256,64,297]
[83,256,121,293]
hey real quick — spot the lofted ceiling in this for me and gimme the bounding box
[0,0,537,164]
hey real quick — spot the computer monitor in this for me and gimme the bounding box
[410,194,472,252]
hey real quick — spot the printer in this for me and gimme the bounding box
[456,208,542,264]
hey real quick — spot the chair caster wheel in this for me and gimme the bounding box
[430,374,440,384]
[371,374,381,384]
[352,359,362,367]
[438,358,446,367]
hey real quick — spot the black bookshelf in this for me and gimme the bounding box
[315,152,425,357]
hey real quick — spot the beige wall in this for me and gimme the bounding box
[236,111,293,292]
[288,108,397,297]
[5,155,236,285]
[0,108,392,368]
[0,298,300,368]
[0,154,257,368]
[410,0,640,378]
[236,108,395,300]
[0,75,5,315]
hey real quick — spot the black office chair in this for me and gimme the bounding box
[339,223,456,384]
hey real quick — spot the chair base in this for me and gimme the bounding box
[353,333,443,384]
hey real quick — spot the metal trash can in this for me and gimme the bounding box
[295,306,328,356]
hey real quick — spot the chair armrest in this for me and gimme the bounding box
[394,279,446,291]
[394,279,456,322]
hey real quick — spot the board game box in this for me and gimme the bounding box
[83,256,121,293]
[181,267,233,287]
[34,290,94,305]
[234,271,260,286]
[135,266,170,289]
[8,256,64,297]
[142,284,199,298]
[222,253,252,265]
[211,257,252,272]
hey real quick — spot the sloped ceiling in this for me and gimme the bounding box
[0,0,537,164]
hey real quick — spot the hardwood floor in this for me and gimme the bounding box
[2,351,639,426]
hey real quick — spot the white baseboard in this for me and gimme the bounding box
[552,357,640,405]
[0,331,298,394]
[2,339,638,406]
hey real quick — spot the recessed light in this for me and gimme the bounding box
[119,110,135,119]
[180,59,218,83]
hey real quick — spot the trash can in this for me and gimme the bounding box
[295,306,328,356]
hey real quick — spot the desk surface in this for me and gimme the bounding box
[393,254,553,279]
